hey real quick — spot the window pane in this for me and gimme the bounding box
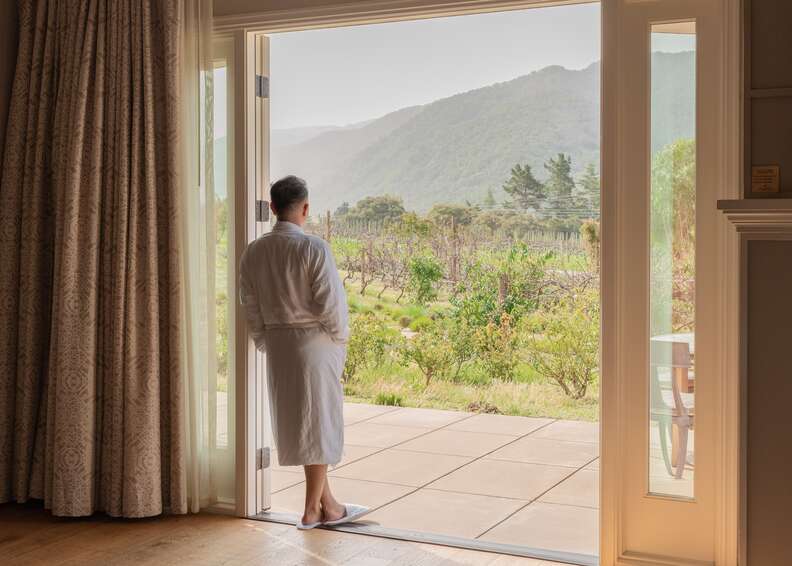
[649,22,696,499]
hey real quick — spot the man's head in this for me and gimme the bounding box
[270,175,309,225]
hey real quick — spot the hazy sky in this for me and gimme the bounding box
[269,3,602,130]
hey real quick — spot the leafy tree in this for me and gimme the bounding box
[544,153,575,219]
[473,313,520,382]
[334,201,350,216]
[524,289,599,399]
[502,164,545,212]
[343,313,395,382]
[408,254,444,305]
[428,203,476,227]
[483,188,497,207]
[346,195,406,223]
[577,162,600,215]
[399,323,455,387]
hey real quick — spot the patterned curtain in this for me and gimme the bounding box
[0,0,187,517]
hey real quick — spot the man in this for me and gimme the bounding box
[239,176,369,529]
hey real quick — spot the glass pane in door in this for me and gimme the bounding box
[648,21,696,499]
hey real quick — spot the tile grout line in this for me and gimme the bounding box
[473,456,593,540]
[358,418,561,518]
[272,408,482,496]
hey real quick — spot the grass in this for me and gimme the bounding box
[344,361,599,422]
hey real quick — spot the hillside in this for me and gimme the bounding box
[271,52,694,213]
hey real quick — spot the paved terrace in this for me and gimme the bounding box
[268,403,600,557]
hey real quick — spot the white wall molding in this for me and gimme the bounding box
[214,0,595,33]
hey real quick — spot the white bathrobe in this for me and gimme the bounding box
[239,220,349,466]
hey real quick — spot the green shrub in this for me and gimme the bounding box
[399,325,454,387]
[523,290,599,399]
[409,315,434,332]
[407,254,444,305]
[375,392,403,406]
[473,313,520,382]
[344,313,396,382]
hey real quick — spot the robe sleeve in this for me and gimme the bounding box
[239,248,267,352]
[309,240,349,343]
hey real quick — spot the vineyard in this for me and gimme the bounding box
[305,211,602,421]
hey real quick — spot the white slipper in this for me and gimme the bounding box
[322,504,372,526]
[296,519,322,530]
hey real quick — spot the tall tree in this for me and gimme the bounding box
[544,153,575,219]
[483,188,496,207]
[577,162,600,217]
[502,163,545,212]
[346,195,405,223]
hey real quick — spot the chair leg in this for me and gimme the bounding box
[674,425,689,479]
[658,419,673,476]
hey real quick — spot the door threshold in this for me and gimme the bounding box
[251,511,598,566]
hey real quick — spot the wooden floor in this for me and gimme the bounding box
[1,502,567,565]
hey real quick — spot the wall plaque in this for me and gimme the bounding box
[751,165,780,194]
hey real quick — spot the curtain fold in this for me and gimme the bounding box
[0,0,195,517]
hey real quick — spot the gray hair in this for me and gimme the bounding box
[270,175,308,215]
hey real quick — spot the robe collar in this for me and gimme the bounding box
[273,220,305,233]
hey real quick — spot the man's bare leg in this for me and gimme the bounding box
[320,477,346,522]
[302,465,327,525]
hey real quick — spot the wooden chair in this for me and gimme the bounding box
[650,340,695,479]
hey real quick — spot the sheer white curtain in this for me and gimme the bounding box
[180,0,235,512]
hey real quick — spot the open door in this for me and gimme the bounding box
[601,0,735,563]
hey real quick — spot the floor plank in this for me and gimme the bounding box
[0,502,561,565]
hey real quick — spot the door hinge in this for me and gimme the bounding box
[256,200,270,222]
[256,447,271,470]
[255,75,269,98]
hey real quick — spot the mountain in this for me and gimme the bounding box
[271,52,695,213]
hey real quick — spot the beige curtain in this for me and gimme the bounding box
[0,0,187,517]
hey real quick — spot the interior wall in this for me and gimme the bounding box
[746,240,792,566]
[746,0,792,196]
[0,0,19,158]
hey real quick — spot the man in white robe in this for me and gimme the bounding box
[239,176,368,529]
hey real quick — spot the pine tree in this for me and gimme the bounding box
[483,188,496,207]
[577,162,600,218]
[502,163,545,212]
[544,153,576,219]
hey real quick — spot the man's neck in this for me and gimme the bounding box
[277,216,304,227]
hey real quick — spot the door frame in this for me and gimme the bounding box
[216,0,744,562]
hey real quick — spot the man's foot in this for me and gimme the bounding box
[299,507,322,529]
[321,501,346,523]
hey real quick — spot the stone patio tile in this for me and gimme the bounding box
[329,449,472,487]
[479,502,599,557]
[343,422,429,448]
[366,407,473,429]
[344,403,401,426]
[270,477,413,514]
[488,436,599,468]
[395,429,515,458]
[539,469,599,508]
[446,414,554,436]
[270,470,304,493]
[529,420,599,443]
[365,488,525,539]
[428,459,573,501]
